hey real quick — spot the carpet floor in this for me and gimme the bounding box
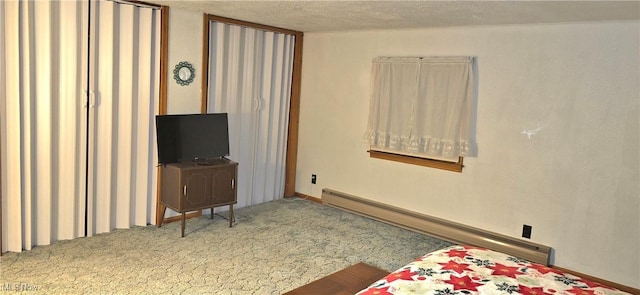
[0,198,452,294]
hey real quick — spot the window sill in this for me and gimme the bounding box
[368,150,463,173]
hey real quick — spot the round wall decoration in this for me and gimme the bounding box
[173,61,195,86]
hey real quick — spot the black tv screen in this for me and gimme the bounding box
[156,113,230,164]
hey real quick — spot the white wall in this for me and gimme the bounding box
[161,8,203,218]
[166,8,203,114]
[296,21,640,287]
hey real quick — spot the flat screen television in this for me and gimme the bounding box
[155,113,230,165]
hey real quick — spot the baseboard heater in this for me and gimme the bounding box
[322,188,552,265]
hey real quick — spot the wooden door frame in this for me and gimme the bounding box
[154,5,170,226]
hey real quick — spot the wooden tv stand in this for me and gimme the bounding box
[158,159,238,237]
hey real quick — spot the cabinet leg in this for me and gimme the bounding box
[181,212,186,237]
[229,205,233,227]
[158,205,167,228]
[210,208,214,219]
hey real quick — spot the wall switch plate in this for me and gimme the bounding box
[522,224,532,239]
[311,174,316,184]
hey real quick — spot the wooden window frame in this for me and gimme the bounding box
[368,150,463,173]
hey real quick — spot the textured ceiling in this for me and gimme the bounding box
[147,1,640,32]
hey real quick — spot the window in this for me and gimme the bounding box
[364,57,477,172]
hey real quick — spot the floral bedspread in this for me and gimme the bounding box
[356,245,630,295]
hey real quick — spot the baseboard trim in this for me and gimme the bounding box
[552,266,639,295]
[291,192,322,203]
[321,188,551,265]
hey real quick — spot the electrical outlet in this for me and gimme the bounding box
[522,224,532,239]
[311,174,316,184]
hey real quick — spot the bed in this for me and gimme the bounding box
[356,245,630,295]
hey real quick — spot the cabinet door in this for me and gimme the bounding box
[211,165,236,205]
[160,166,182,210]
[181,170,212,211]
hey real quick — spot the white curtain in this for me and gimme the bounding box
[365,56,477,161]
[207,22,294,208]
[0,0,159,252]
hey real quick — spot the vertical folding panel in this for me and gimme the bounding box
[0,0,87,250]
[133,8,159,226]
[206,21,294,208]
[1,0,158,251]
[55,0,87,239]
[89,0,116,235]
[114,3,134,229]
[89,1,159,233]
[0,0,24,252]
